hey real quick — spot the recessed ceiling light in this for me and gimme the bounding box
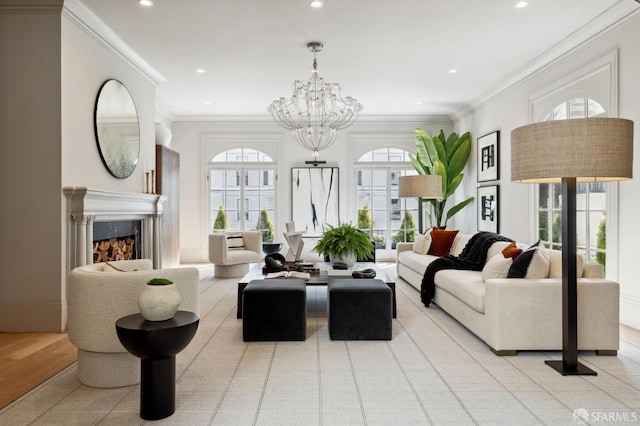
[416,101,423,105]
[449,69,457,74]
[204,101,211,105]
[196,68,206,74]
[515,2,528,8]
[309,0,323,8]
[139,0,153,7]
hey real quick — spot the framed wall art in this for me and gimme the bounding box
[291,167,339,237]
[477,130,500,182]
[477,185,499,234]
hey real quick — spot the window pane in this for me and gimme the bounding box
[587,99,605,117]
[569,98,586,119]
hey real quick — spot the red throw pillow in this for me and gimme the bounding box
[427,227,460,256]
[501,242,523,259]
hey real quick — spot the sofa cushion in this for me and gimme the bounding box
[450,234,472,257]
[485,241,513,263]
[547,250,584,278]
[435,269,486,313]
[481,254,513,282]
[428,228,460,256]
[412,229,432,255]
[507,240,550,279]
[397,251,439,275]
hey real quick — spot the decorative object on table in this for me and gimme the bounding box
[94,79,140,179]
[511,117,633,376]
[477,131,500,182]
[268,42,362,159]
[291,167,339,236]
[283,222,305,262]
[351,268,376,279]
[137,278,181,321]
[398,175,442,234]
[264,253,287,272]
[477,185,499,233]
[410,129,474,229]
[262,242,283,255]
[312,223,374,267]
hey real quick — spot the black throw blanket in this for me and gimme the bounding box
[421,232,512,307]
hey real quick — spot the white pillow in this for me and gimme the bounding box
[412,230,432,254]
[481,254,513,282]
[507,241,550,279]
[226,233,245,250]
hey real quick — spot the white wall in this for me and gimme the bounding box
[0,2,157,332]
[171,117,453,263]
[455,13,640,328]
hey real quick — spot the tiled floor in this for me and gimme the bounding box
[2,264,640,425]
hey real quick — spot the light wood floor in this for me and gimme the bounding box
[0,333,77,409]
[0,325,638,412]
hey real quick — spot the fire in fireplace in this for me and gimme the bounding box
[93,221,142,263]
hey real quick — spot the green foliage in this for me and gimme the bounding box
[358,204,373,233]
[213,205,229,231]
[256,209,274,242]
[312,223,374,259]
[393,211,416,243]
[410,129,474,228]
[596,216,606,267]
[552,212,562,243]
[146,278,173,286]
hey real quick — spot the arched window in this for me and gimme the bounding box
[538,98,607,268]
[355,148,417,259]
[208,148,276,236]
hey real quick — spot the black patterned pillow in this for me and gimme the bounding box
[226,234,244,250]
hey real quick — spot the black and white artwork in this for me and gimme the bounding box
[477,185,499,233]
[477,131,500,182]
[291,167,339,237]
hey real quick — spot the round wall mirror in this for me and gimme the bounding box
[94,79,140,179]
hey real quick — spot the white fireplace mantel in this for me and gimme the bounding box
[64,186,167,270]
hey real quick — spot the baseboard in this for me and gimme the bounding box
[0,299,66,332]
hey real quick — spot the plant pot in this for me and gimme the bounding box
[137,283,181,321]
[330,251,357,267]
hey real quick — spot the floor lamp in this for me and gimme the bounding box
[398,175,443,234]
[511,117,633,376]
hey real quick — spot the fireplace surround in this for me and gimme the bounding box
[64,187,166,270]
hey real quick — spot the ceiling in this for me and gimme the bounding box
[76,0,636,120]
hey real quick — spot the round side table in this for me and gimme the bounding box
[115,310,199,420]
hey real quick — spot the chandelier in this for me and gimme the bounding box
[268,42,363,158]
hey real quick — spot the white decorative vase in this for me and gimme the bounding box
[137,282,181,321]
[330,251,357,267]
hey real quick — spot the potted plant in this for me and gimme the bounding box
[137,278,181,321]
[312,223,373,266]
[410,129,474,229]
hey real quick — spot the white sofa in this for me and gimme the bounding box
[68,259,199,387]
[396,234,619,355]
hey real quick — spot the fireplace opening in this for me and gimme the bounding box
[93,220,142,263]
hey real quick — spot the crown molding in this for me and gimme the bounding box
[173,114,452,124]
[62,0,166,86]
[0,0,63,11]
[452,1,640,121]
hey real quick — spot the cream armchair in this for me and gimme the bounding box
[67,259,199,388]
[209,232,262,277]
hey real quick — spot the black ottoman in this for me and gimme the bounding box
[242,279,306,341]
[327,279,392,340]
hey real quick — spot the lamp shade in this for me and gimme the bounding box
[511,118,633,183]
[398,175,442,198]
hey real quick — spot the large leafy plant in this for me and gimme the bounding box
[410,129,474,229]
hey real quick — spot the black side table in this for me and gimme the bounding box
[115,311,199,420]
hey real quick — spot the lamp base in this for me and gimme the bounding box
[545,360,597,376]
